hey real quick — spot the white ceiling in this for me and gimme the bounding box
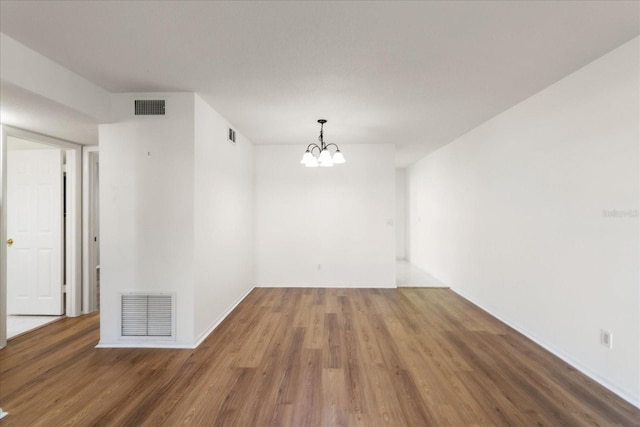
[1,1,638,166]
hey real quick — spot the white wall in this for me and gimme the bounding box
[255,144,396,287]
[99,93,196,346]
[395,168,406,259]
[99,93,255,347]
[407,38,639,405]
[193,95,254,341]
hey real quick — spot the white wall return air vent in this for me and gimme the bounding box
[228,127,236,143]
[134,99,166,116]
[120,292,175,340]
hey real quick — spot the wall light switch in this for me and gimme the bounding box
[601,330,613,349]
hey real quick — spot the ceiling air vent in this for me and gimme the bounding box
[134,99,165,116]
[228,128,236,143]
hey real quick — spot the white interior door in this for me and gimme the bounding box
[7,149,64,315]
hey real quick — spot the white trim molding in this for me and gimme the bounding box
[82,145,99,314]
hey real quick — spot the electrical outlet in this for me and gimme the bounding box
[601,330,613,349]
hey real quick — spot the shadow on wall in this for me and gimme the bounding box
[396,260,446,288]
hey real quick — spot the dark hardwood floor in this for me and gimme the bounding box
[1,288,638,426]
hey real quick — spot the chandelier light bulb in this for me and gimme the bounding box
[305,156,319,167]
[301,150,315,165]
[332,150,345,164]
[318,148,332,164]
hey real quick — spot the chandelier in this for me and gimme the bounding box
[300,119,345,167]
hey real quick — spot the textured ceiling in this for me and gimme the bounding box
[1,1,638,165]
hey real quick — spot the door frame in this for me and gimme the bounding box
[0,125,82,348]
[82,145,99,313]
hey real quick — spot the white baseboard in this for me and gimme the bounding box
[451,287,640,409]
[95,342,197,349]
[254,283,396,288]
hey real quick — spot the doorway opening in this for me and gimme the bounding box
[0,126,84,348]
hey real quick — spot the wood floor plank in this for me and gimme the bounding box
[290,348,322,427]
[1,288,638,426]
[321,368,348,427]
